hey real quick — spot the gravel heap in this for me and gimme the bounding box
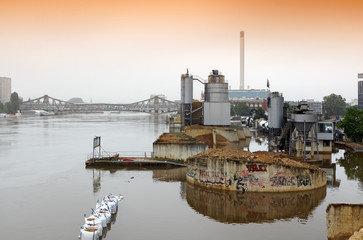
[190,148,322,171]
[153,133,206,145]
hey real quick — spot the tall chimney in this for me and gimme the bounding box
[240,31,244,90]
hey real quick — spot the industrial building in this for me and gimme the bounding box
[229,89,269,110]
[228,31,270,110]
[0,77,11,104]
[180,70,230,126]
[286,100,322,115]
[358,73,363,110]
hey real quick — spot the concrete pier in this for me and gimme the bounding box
[153,133,208,161]
[326,204,363,240]
[187,149,326,192]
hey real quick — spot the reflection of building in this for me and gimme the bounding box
[186,183,326,224]
[0,77,11,104]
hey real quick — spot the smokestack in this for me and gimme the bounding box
[240,31,244,90]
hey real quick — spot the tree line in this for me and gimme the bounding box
[0,92,20,114]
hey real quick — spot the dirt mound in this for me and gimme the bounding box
[190,148,322,171]
[195,134,229,148]
[154,133,206,145]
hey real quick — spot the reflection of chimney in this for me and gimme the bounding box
[240,31,244,90]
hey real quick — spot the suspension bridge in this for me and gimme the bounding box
[20,95,179,113]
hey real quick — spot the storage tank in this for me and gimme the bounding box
[181,73,193,104]
[268,92,284,130]
[203,70,230,126]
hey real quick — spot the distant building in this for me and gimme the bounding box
[229,89,269,110]
[358,73,363,110]
[286,100,322,115]
[0,77,11,104]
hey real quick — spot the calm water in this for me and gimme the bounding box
[0,113,362,240]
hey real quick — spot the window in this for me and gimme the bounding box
[318,123,333,133]
[323,140,330,147]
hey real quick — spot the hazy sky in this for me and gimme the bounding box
[1,0,362,103]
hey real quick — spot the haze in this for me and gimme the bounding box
[1,0,362,103]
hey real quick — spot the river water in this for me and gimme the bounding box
[0,113,362,240]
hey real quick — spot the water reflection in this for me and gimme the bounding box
[186,183,326,224]
[152,167,186,182]
[336,151,363,183]
[88,167,187,193]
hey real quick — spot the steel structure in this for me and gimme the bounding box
[20,95,179,113]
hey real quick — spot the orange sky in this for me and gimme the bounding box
[0,0,362,102]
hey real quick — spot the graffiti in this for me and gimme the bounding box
[239,171,263,186]
[235,178,248,193]
[187,168,197,179]
[199,170,226,185]
[246,164,267,172]
[296,175,312,187]
[270,172,296,187]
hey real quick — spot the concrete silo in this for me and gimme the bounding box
[181,72,193,126]
[267,91,284,133]
[203,70,230,126]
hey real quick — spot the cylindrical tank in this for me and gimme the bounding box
[204,83,229,102]
[204,70,228,102]
[268,92,284,129]
[181,74,193,104]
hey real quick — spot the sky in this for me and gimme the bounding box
[0,0,362,103]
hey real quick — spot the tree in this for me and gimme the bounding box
[3,92,20,114]
[337,107,363,142]
[68,97,84,103]
[322,94,347,119]
[231,102,250,116]
[253,107,267,120]
[0,101,4,113]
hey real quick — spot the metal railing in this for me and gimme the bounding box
[88,151,154,160]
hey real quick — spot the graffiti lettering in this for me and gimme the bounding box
[246,164,267,172]
[270,172,296,187]
[296,175,311,187]
[199,170,226,185]
[187,168,197,179]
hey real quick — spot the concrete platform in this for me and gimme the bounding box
[187,148,327,192]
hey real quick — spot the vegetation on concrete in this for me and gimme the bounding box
[0,92,20,114]
[230,102,250,116]
[322,93,347,119]
[68,97,84,103]
[337,107,363,142]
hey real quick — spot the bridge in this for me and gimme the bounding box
[20,95,180,113]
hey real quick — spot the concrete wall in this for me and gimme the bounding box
[187,157,326,192]
[326,204,363,240]
[153,143,208,161]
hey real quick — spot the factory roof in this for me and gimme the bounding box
[228,89,270,99]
